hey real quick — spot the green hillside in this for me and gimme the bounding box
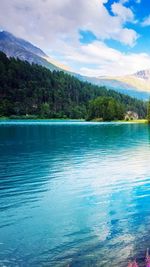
[0,52,147,120]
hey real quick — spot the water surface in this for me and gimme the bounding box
[0,121,150,267]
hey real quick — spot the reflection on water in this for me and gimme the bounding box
[0,121,150,266]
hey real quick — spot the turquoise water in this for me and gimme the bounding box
[0,121,150,267]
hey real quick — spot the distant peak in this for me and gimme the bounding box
[0,30,12,36]
[0,30,47,57]
[134,69,150,80]
[0,30,16,41]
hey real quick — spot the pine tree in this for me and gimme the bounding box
[0,51,147,119]
[147,100,150,123]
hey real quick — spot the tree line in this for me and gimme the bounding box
[87,97,125,121]
[0,51,147,120]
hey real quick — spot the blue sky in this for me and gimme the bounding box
[105,0,150,53]
[0,0,150,76]
[79,0,150,53]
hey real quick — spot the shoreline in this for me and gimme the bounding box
[0,117,85,121]
[0,117,148,124]
[116,119,148,124]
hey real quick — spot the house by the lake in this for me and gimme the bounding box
[125,111,139,121]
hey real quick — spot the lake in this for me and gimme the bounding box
[0,120,150,267]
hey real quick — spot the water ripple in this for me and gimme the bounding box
[0,121,150,266]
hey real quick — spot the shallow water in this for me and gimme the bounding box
[0,121,150,267]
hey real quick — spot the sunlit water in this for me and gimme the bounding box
[0,120,150,267]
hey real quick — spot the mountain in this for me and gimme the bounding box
[0,31,150,100]
[83,70,150,100]
[0,31,61,71]
[135,69,150,80]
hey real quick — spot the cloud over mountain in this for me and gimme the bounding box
[0,0,138,47]
[0,0,150,76]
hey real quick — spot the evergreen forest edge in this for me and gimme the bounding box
[0,51,148,121]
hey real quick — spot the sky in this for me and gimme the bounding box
[1,0,150,76]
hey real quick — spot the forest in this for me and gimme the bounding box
[0,51,147,120]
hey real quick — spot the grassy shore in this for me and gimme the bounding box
[0,116,148,124]
[90,118,148,123]
[116,119,148,123]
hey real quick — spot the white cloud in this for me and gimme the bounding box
[141,16,150,27]
[111,2,134,23]
[44,37,150,76]
[0,0,144,76]
[63,41,150,76]
[120,0,141,4]
[0,0,138,48]
[119,0,129,3]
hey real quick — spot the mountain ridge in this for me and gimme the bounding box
[0,31,60,71]
[82,68,150,100]
[0,30,150,100]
